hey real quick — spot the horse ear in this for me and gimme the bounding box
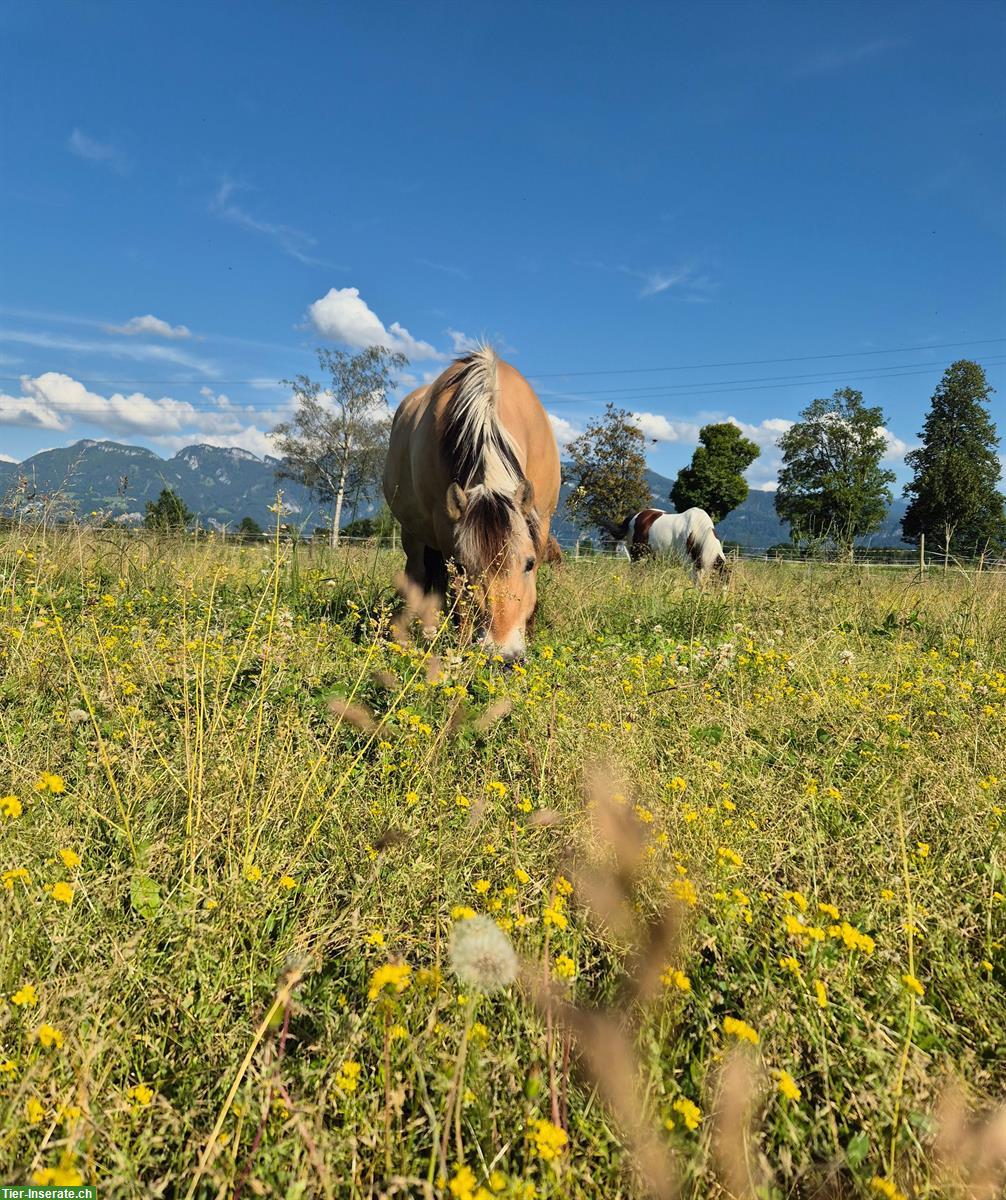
[516,478,535,515]
[446,482,468,521]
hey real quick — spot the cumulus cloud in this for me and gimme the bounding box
[547,412,581,447]
[152,426,278,458]
[0,373,212,435]
[0,374,286,458]
[67,129,128,173]
[307,287,443,361]
[881,427,913,462]
[631,412,702,443]
[105,314,192,340]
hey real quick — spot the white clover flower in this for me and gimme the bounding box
[449,915,517,993]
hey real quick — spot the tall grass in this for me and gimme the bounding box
[1,529,1003,1197]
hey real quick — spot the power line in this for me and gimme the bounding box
[1,336,1003,392]
[525,337,1006,379]
[538,356,1006,401]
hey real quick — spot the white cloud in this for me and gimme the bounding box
[0,328,216,374]
[547,412,581,447]
[67,129,128,173]
[105,314,192,340]
[617,264,718,301]
[881,428,913,462]
[0,373,210,435]
[307,287,443,361]
[631,412,702,443]
[0,374,288,457]
[447,328,481,355]
[211,179,328,266]
[151,426,278,458]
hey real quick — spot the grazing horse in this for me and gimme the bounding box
[383,347,561,661]
[600,507,729,584]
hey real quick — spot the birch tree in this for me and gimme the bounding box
[272,347,405,547]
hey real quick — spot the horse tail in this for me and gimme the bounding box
[597,515,633,541]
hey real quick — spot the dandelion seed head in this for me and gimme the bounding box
[449,915,517,993]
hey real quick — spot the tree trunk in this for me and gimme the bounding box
[330,467,347,549]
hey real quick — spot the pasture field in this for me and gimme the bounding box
[0,532,1004,1199]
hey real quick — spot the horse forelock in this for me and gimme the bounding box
[455,488,541,577]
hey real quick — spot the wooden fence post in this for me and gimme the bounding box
[918,533,925,580]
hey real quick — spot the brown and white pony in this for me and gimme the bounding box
[600,507,729,584]
[383,347,561,661]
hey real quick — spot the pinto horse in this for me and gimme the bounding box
[600,507,729,585]
[383,347,561,661]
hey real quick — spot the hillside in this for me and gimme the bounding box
[0,439,911,547]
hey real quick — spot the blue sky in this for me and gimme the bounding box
[2,0,1004,490]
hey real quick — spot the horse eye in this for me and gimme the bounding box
[524,556,535,573]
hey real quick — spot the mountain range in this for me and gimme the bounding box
[0,439,911,548]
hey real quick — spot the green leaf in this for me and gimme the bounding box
[130,873,161,921]
[845,1132,870,1168]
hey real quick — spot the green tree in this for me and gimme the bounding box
[774,388,894,557]
[237,516,263,538]
[143,488,194,532]
[901,360,1005,561]
[670,422,760,521]
[272,346,405,548]
[564,404,653,534]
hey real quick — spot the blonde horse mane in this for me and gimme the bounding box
[436,346,539,571]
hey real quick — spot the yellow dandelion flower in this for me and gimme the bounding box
[127,1084,154,1106]
[243,864,262,882]
[814,979,829,1008]
[670,877,698,906]
[35,772,66,794]
[32,1164,84,1187]
[365,930,386,947]
[473,879,491,895]
[451,905,477,920]
[367,962,411,1000]
[915,842,930,859]
[901,973,924,998]
[1,795,22,819]
[529,1117,568,1161]
[486,781,507,798]
[717,846,743,867]
[672,1096,702,1130]
[36,1024,64,1049]
[774,1069,801,1101]
[778,955,802,977]
[870,1178,907,1200]
[554,875,573,896]
[660,967,692,993]
[722,1016,759,1044]
[818,902,840,920]
[542,904,567,930]
[278,875,297,890]
[58,848,81,869]
[515,867,530,885]
[554,954,576,980]
[25,1097,46,1124]
[11,983,38,1006]
[335,1060,361,1092]
[50,882,74,905]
